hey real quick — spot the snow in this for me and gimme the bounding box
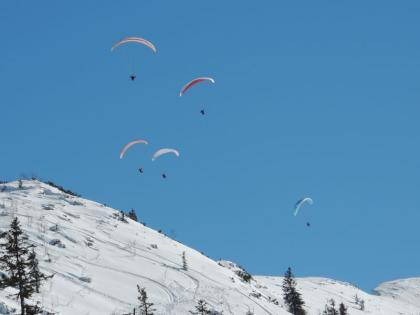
[0,180,418,315]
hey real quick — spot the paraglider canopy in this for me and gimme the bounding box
[111,37,157,54]
[151,148,180,161]
[119,140,148,159]
[293,197,313,216]
[179,77,215,96]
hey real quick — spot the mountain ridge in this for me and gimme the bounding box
[0,179,418,315]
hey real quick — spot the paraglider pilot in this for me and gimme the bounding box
[200,109,205,116]
[138,168,144,174]
[162,173,167,179]
[130,74,136,81]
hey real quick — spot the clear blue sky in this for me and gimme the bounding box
[1,1,419,291]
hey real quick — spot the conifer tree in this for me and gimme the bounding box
[137,284,155,315]
[127,209,138,222]
[182,251,188,271]
[359,299,365,311]
[120,211,126,222]
[0,218,50,315]
[354,294,360,305]
[323,299,338,315]
[27,249,50,293]
[338,302,348,315]
[190,299,211,315]
[354,294,365,311]
[282,267,306,315]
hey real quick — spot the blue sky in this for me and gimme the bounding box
[1,1,420,291]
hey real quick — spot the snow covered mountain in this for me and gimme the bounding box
[0,180,419,315]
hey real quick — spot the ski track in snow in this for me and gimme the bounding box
[77,258,177,304]
[42,265,134,307]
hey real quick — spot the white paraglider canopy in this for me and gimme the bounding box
[152,148,180,161]
[293,197,313,216]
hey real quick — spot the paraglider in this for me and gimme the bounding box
[293,197,313,216]
[180,77,215,117]
[151,148,179,179]
[179,77,215,97]
[119,140,148,159]
[111,37,156,81]
[151,148,180,161]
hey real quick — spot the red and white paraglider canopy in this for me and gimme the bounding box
[179,77,215,96]
[119,140,148,159]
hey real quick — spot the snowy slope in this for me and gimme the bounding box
[0,180,418,315]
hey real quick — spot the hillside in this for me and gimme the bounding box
[0,180,418,315]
